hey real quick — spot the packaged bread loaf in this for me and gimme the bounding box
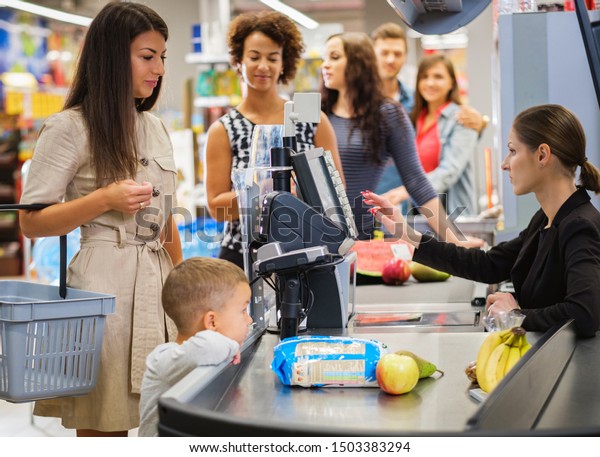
[271,336,386,387]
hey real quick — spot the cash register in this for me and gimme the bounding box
[237,93,358,340]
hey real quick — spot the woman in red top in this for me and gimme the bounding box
[383,54,479,215]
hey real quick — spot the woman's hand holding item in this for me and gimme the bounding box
[483,292,524,332]
[486,292,520,317]
[103,179,153,214]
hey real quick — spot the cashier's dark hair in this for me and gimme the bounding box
[227,11,304,85]
[64,1,168,187]
[512,104,600,193]
[321,32,393,164]
[162,257,248,332]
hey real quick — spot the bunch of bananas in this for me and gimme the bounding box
[474,327,532,393]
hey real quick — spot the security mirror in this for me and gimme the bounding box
[387,0,492,35]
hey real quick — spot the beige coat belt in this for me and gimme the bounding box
[80,225,173,393]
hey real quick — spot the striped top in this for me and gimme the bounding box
[328,101,437,238]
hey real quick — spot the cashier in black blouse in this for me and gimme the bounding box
[363,104,600,337]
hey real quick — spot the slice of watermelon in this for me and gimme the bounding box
[350,239,414,277]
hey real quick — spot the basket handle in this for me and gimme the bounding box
[0,203,68,299]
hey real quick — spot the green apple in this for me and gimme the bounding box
[375,353,419,395]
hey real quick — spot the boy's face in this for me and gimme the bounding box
[214,282,253,346]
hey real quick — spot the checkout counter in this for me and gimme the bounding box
[162,187,598,434]
[157,276,599,436]
[156,91,599,436]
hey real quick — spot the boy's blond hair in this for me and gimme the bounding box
[161,257,248,333]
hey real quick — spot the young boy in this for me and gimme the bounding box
[138,257,252,437]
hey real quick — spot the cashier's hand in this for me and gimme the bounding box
[486,292,519,318]
[362,190,406,236]
[231,351,241,365]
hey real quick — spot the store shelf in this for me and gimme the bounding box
[0,241,20,276]
[0,183,15,202]
[0,114,22,275]
[185,53,229,65]
[193,96,232,109]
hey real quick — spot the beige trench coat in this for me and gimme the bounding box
[20,109,178,431]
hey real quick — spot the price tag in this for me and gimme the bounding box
[391,242,412,261]
[469,387,487,403]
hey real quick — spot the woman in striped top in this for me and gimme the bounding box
[321,32,463,243]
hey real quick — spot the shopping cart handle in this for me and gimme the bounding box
[0,203,68,299]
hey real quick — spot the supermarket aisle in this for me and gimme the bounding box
[0,401,139,437]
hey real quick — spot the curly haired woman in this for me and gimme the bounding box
[205,11,344,270]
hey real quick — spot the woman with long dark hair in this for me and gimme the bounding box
[20,2,182,436]
[321,32,461,242]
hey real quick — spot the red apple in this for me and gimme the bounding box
[376,353,419,395]
[381,258,411,285]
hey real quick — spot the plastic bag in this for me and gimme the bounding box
[271,335,386,387]
[482,308,525,332]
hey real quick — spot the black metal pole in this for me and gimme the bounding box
[278,274,302,340]
[283,135,297,152]
[270,146,291,192]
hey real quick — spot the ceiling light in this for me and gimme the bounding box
[420,29,469,50]
[0,0,93,27]
[259,0,319,30]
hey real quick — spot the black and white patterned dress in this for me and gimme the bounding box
[219,108,318,267]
